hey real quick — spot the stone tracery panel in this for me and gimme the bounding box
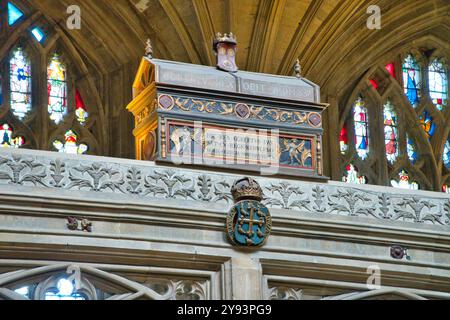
[0,263,210,300]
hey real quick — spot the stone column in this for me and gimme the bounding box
[231,254,263,300]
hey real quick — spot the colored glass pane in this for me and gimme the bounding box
[31,27,45,43]
[47,54,67,124]
[419,112,436,140]
[45,279,85,300]
[53,130,87,154]
[369,79,378,90]
[407,135,418,164]
[444,139,450,168]
[8,2,24,26]
[0,123,24,148]
[383,100,398,164]
[402,54,421,107]
[339,126,348,154]
[428,58,447,111]
[353,97,369,160]
[10,47,32,119]
[443,185,450,194]
[386,63,395,78]
[75,90,88,125]
[391,170,419,190]
[342,164,366,184]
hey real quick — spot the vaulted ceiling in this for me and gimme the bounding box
[20,0,449,96]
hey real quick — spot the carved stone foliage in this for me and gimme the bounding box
[268,287,303,300]
[0,149,449,226]
[0,263,208,300]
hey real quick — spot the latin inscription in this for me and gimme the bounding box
[240,79,315,102]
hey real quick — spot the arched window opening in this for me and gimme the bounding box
[10,47,32,119]
[342,164,367,184]
[428,58,447,111]
[383,100,398,164]
[47,54,67,124]
[402,54,421,107]
[353,97,369,160]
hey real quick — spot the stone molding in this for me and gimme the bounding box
[0,149,448,227]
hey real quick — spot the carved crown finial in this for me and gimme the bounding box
[231,177,263,202]
[145,38,153,58]
[294,59,302,78]
[213,32,237,47]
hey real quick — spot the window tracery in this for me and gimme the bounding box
[1,1,99,156]
[338,47,449,193]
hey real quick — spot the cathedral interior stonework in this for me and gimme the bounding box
[0,0,449,301]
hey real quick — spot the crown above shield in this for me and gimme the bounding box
[231,177,263,202]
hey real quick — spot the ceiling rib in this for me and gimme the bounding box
[246,0,286,73]
[158,0,202,65]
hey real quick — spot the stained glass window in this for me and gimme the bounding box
[428,58,447,111]
[75,90,88,125]
[10,47,32,119]
[47,54,67,124]
[402,54,421,107]
[53,130,88,154]
[339,126,348,154]
[0,123,24,148]
[342,164,366,184]
[8,2,24,26]
[45,278,86,300]
[407,135,418,164]
[391,170,419,190]
[419,111,436,139]
[353,97,369,160]
[444,139,450,168]
[386,63,395,78]
[383,100,398,164]
[31,27,45,43]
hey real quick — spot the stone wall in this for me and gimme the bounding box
[0,148,449,300]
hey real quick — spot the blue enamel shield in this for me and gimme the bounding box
[227,200,271,247]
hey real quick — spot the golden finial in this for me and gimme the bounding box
[294,59,302,78]
[145,38,153,58]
